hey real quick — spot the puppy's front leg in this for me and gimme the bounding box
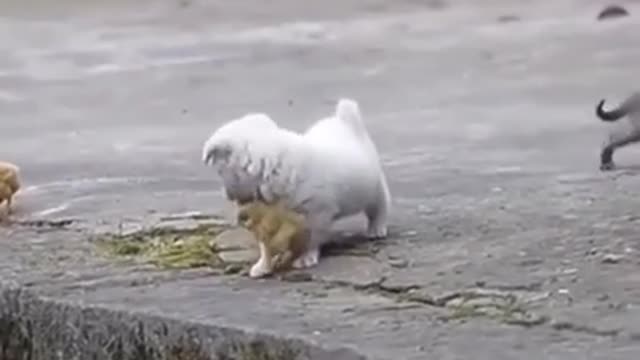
[291,240,321,269]
[292,212,331,269]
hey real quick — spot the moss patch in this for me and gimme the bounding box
[94,223,231,270]
[440,290,548,327]
[216,339,301,360]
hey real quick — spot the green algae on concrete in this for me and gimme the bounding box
[94,223,233,270]
[441,289,548,327]
[215,339,301,360]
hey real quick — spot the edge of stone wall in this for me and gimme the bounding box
[0,281,370,360]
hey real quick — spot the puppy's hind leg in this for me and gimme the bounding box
[365,173,391,239]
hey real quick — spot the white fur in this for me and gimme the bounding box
[202,99,391,269]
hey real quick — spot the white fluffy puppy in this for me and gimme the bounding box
[202,99,391,270]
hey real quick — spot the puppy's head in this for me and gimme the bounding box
[202,113,279,167]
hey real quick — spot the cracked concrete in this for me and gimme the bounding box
[2,0,640,359]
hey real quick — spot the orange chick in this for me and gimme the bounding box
[0,161,21,218]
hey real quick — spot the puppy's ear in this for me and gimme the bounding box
[203,144,232,166]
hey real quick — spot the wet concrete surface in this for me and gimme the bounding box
[2,0,640,359]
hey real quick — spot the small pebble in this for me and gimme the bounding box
[497,14,520,23]
[601,253,624,264]
[519,258,544,267]
[401,230,418,237]
[388,258,409,268]
[280,271,314,282]
[223,264,245,275]
[597,4,629,21]
[608,302,626,310]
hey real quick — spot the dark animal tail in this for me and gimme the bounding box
[596,99,626,122]
[595,92,640,122]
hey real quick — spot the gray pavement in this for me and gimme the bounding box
[2,0,640,359]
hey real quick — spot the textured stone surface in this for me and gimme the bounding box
[214,228,259,264]
[2,0,640,359]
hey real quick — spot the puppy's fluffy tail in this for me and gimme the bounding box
[335,98,368,137]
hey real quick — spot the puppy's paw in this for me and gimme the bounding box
[249,261,273,278]
[292,247,320,269]
[366,225,387,239]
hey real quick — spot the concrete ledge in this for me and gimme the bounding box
[4,1,640,359]
[0,282,367,360]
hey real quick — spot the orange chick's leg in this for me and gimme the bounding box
[249,241,274,278]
